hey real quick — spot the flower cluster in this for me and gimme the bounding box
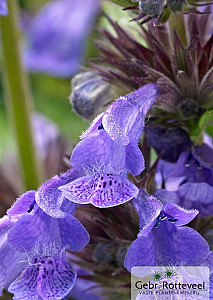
[1,0,213,299]
[0,83,160,299]
[155,143,213,217]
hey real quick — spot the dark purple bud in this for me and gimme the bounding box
[93,243,114,264]
[177,98,199,120]
[145,126,192,162]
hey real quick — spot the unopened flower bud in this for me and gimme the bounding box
[139,0,166,16]
[93,243,114,264]
[70,71,118,120]
[177,98,199,119]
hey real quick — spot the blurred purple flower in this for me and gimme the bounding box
[24,0,100,77]
[0,0,8,16]
[59,84,159,208]
[125,190,210,271]
[155,143,213,217]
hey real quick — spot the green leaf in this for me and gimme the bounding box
[109,0,138,7]
[190,110,213,137]
[158,6,171,23]
[199,110,213,129]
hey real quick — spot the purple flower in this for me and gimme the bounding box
[8,247,77,300]
[0,169,90,298]
[0,216,28,294]
[145,126,192,162]
[7,175,89,253]
[35,168,80,218]
[125,190,210,271]
[155,143,213,217]
[69,265,101,300]
[0,0,8,16]
[24,0,100,77]
[32,113,60,161]
[59,84,159,208]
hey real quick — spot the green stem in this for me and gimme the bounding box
[0,0,42,190]
[169,12,187,47]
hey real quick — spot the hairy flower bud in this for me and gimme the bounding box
[177,98,199,120]
[139,0,166,16]
[70,72,118,120]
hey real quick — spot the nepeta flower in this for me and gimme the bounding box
[0,216,27,294]
[0,0,8,16]
[155,144,213,217]
[8,247,76,300]
[7,175,89,253]
[24,0,100,77]
[124,190,210,271]
[0,169,90,299]
[59,84,159,208]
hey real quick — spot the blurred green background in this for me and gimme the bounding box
[0,0,140,160]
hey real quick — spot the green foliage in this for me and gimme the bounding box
[109,0,137,7]
[191,110,213,139]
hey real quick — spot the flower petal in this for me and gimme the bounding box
[102,98,140,145]
[124,234,156,272]
[155,189,180,205]
[8,266,38,300]
[0,243,27,289]
[125,142,145,175]
[35,169,78,218]
[7,191,36,217]
[59,173,139,208]
[8,210,48,252]
[169,226,210,265]
[59,215,90,251]
[163,203,198,226]
[71,130,126,173]
[145,126,192,162]
[80,113,104,139]
[192,144,213,168]
[179,182,213,204]
[37,254,77,300]
[127,83,159,112]
[134,191,162,234]
[178,182,213,217]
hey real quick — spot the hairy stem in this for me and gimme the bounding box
[0,0,43,190]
